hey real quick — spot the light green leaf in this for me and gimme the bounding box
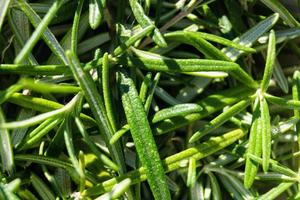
[0,108,14,174]
[118,69,171,200]
[261,30,276,93]
[89,0,106,29]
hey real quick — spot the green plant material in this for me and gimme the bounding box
[128,0,167,47]
[0,0,12,31]
[114,25,155,56]
[2,1,300,199]
[247,154,298,178]
[0,108,14,174]
[71,0,84,54]
[272,59,288,93]
[8,8,37,65]
[293,70,300,190]
[123,50,258,88]
[20,117,62,150]
[16,0,68,64]
[207,172,221,200]
[223,13,279,61]
[65,50,127,175]
[102,53,117,131]
[47,12,89,64]
[20,78,81,94]
[0,83,23,105]
[0,64,70,75]
[110,72,160,145]
[210,167,254,199]
[30,173,56,200]
[139,72,152,104]
[118,69,171,200]
[75,117,119,171]
[189,99,251,143]
[259,94,272,172]
[1,94,79,129]
[15,0,66,64]
[152,103,202,123]
[261,30,276,93]
[257,182,294,200]
[94,178,131,200]
[164,31,231,61]
[165,31,256,53]
[260,0,300,27]
[109,124,130,145]
[265,93,300,109]
[63,115,84,182]
[187,157,196,187]
[89,0,106,30]
[155,86,253,135]
[11,109,35,148]
[86,129,245,196]
[155,86,182,105]
[14,154,98,184]
[244,96,262,189]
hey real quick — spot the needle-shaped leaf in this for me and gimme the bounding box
[64,115,85,183]
[122,50,258,88]
[102,53,117,132]
[65,50,127,174]
[11,109,35,148]
[273,59,289,94]
[1,94,78,129]
[17,0,68,64]
[95,178,131,200]
[128,0,167,47]
[247,154,298,178]
[189,99,251,143]
[152,103,202,123]
[207,172,221,200]
[155,86,182,105]
[0,0,12,31]
[165,31,256,53]
[187,157,196,187]
[0,108,14,174]
[89,0,106,29]
[164,31,231,61]
[260,94,271,172]
[265,93,300,109]
[15,154,98,184]
[244,96,262,189]
[7,9,37,65]
[223,13,279,61]
[7,93,95,125]
[114,25,155,56]
[0,64,70,75]
[260,0,300,27]
[139,72,152,104]
[211,168,254,199]
[71,0,84,54]
[15,0,66,64]
[20,117,62,150]
[261,30,276,93]
[118,69,171,200]
[257,182,294,200]
[20,78,81,94]
[30,173,56,200]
